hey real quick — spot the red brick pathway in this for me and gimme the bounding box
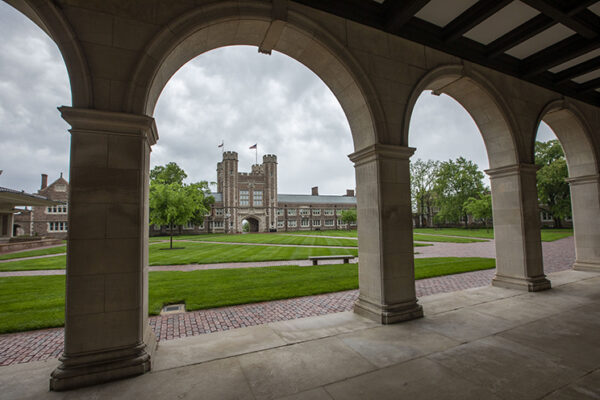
[0,237,575,367]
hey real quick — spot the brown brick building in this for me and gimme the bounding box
[152,152,357,235]
[14,174,69,239]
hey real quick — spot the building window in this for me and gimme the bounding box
[215,208,224,216]
[277,220,285,228]
[253,190,263,206]
[337,219,345,226]
[288,208,297,216]
[48,222,67,232]
[153,224,160,231]
[55,185,67,192]
[277,208,284,216]
[336,209,343,216]
[300,208,310,216]
[541,212,552,221]
[312,209,321,216]
[198,223,205,229]
[324,209,334,216]
[240,190,249,206]
[210,221,224,228]
[301,218,309,227]
[313,220,321,227]
[46,205,68,214]
[325,219,334,226]
[183,221,194,230]
[288,220,297,227]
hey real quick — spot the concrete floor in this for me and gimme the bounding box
[1,269,599,400]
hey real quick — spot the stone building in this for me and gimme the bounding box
[14,174,69,239]
[152,152,357,235]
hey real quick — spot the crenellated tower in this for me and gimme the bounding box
[219,151,238,229]
[262,154,278,230]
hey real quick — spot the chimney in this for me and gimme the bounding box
[41,174,48,190]
[346,189,354,197]
[311,186,319,196]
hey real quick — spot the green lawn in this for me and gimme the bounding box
[413,228,573,242]
[413,234,487,243]
[0,255,67,272]
[0,257,495,334]
[153,232,359,247]
[283,229,359,237]
[0,245,67,261]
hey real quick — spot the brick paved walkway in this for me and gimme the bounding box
[0,237,575,367]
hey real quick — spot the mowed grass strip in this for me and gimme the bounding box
[412,234,486,243]
[413,227,573,242]
[0,245,67,261]
[153,232,359,247]
[0,257,495,334]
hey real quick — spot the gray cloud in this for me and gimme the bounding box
[0,2,558,196]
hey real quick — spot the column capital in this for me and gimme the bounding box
[59,107,158,146]
[565,174,599,186]
[348,144,415,166]
[485,163,539,179]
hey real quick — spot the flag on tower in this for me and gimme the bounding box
[249,144,257,149]
[218,141,224,148]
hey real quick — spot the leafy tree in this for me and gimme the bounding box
[149,163,214,248]
[410,159,439,227]
[433,157,486,227]
[340,209,357,229]
[463,194,492,231]
[535,140,570,227]
[150,162,187,185]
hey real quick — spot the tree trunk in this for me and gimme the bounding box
[169,223,173,249]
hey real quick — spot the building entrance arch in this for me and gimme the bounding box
[242,217,260,233]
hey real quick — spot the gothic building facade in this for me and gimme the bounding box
[151,152,357,235]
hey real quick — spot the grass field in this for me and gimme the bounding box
[0,257,495,334]
[413,228,573,242]
[0,245,66,261]
[166,232,359,247]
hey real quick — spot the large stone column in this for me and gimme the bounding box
[568,174,600,272]
[486,164,551,291]
[50,108,158,391]
[349,144,423,324]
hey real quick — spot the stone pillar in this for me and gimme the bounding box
[567,174,600,272]
[349,144,423,324]
[50,108,158,391]
[486,164,551,291]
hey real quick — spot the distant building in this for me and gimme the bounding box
[14,174,69,239]
[151,152,357,235]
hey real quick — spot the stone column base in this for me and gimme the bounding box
[492,274,551,292]
[573,261,600,272]
[50,339,154,391]
[354,297,423,324]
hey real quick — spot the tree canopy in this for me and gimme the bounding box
[340,209,357,229]
[410,159,439,228]
[535,139,570,227]
[149,163,214,248]
[463,194,492,230]
[433,157,486,226]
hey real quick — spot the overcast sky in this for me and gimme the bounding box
[0,2,555,194]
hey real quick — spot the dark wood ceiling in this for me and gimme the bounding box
[291,0,600,107]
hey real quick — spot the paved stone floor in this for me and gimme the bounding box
[0,238,576,368]
[1,269,598,399]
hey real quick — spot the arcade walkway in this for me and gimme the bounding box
[2,269,598,399]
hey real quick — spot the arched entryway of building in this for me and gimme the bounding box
[242,217,260,233]
[404,65,549,292]
[536,100,600,272]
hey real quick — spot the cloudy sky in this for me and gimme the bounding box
[0,2,555,195]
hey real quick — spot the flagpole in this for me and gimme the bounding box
[255,144,258,165]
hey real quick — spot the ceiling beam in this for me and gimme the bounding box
[553,55,600,84]
[521,36,600,77]
[442,0,512,43]
[486,14,555,58]
[384,0,430,33]
[520,0,599,38]
[577,77,600,93]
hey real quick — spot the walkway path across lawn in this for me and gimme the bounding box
[0,237,575,366]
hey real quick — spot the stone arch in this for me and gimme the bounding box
[5,0,92,108]
[124,1,383,150]
[536,100,599,178]
[242,216,260,233]
[403,65,521,169]
[536,99,600,272]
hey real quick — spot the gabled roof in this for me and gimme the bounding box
[0,186,60,206]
